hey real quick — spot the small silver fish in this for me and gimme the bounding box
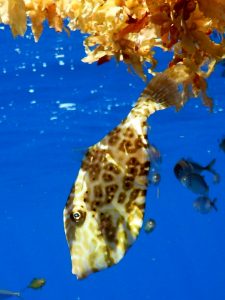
[149,172,161,186]
[0,290,21,299]
[174,158,218,182]
[193,196,218,214]
[144,218,156,233]
[180,173,209,195]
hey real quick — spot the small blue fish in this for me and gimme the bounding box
[180,173,209,195]
[193,196,218,214]
[174,158,218,181]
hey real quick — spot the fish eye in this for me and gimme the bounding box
[181,176,187,182]
[71,210,86,225]
[73,212,81,220]
[152,173,160,181]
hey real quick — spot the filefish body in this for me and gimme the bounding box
[63,74,182,279]
[64,118,150,279]
[193,196,218,214]
[180,173,209,195]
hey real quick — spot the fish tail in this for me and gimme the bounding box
[139,73,183,110]
[128,73,183,121]
[212,198,218,212]
[205,159,220,183]
[205,158,216,171]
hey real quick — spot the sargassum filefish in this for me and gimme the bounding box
[63,73,182,279]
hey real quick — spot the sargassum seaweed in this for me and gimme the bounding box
[1,0,225,107]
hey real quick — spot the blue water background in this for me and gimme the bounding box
[0,24,225,300]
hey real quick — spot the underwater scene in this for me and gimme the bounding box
[0,14,225,300]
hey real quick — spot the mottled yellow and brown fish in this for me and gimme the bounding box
[63,74,182,279]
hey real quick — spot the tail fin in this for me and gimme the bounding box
[141,73,183,110]
[205,158,216,171]
[205,159,220,183]
[211,198,218,212]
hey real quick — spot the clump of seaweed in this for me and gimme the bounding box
[0,0,225,108]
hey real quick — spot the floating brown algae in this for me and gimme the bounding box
[0,0,225,107]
